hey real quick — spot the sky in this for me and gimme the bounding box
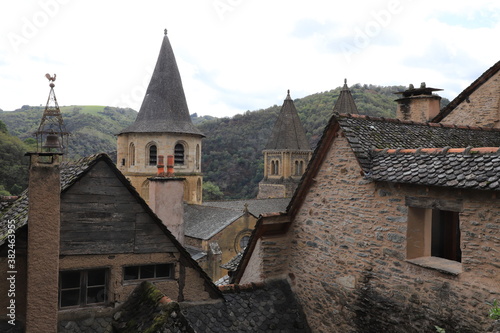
[0,0,499,118]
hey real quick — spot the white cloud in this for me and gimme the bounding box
[0,0,499,116]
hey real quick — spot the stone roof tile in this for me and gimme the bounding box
[337,113,500,174]
[371,148,500,191]
[184,204,245,240]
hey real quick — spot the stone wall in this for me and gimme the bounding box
[117,132,203,204]
[441,70,500,128]
[259,134,500,332]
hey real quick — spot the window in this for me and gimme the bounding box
[294,160,304,176]
[59,269,107,308]
[129,143,135,166]
[407,206,461,262]
[240,236,250,250]
[149,145,157,165]
[196,144,200,170]
[124,264,173,281]
[174,143,185,165]
[271,160,279,175]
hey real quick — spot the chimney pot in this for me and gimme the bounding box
[157,155,165,176]
[167,155,175,177]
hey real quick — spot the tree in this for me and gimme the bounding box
[203,181,224,201]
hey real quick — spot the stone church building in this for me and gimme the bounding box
[116,30,204,205]
[257,90,312,199]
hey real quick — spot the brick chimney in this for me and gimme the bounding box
[25,152,62,332]
[395,82,442,122]
[149,155,185,245]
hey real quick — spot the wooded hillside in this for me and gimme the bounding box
[0,84,448,197]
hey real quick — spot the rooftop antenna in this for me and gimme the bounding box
[34,73,69,157]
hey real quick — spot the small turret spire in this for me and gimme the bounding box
[164,28,167,35]
[333,79,359,114]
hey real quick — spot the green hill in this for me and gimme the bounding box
[198,84,427,199]
[0,105,138,160]
[0,84,449,198]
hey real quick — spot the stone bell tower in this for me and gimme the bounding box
[117,30,204,204]
[257,90,312,199]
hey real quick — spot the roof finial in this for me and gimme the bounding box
[344,78,347,84]
[164,28,167,35]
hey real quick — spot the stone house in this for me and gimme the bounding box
[0,153,220,332]
[432,60,500,127]
[234,81,500,332]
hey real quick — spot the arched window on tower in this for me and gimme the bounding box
[149,145,157,166]
[271,161,276,175]
[299,160,304,175]
[129,143,135,166]
[174,143,185,165]
[196,144,200,170]
[294,161,300,176]
[275,160,280,176]
[197,178,202,203]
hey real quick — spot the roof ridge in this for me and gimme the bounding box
[218,282,266,293]
[339,113,500,132]
[372,147,500,155]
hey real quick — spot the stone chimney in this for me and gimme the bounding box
[395,82,442,122]
[149,155,185,245]
[25,152,62,333]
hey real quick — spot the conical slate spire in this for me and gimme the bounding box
[120,32,203,136]
[333,79,359,114]
[265,90,310,150]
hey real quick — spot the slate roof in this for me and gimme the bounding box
[119,32,203,137]
[203,198,290,217]
[114,279,310,332]
[338,114,500,173]
[181,280,310,332]
[371,148,500,191]
[221,251,243,271]
[184,204,248,240]
[432,60,500,123]
[333,79,359,115]
[265,90,311,150]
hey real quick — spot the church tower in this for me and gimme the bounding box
[117,30,204,204]
[257,90,312,199]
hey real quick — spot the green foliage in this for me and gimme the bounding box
[435,326,446,333]
[0,105,137,160]
[0,105,137,194]
[0,185,11,196]
[199,84,430,199]
[488,299,500,320]
[0,85,450,200]
[0,120,7,133]
[0,126,30,195]
[202,181,224,201]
